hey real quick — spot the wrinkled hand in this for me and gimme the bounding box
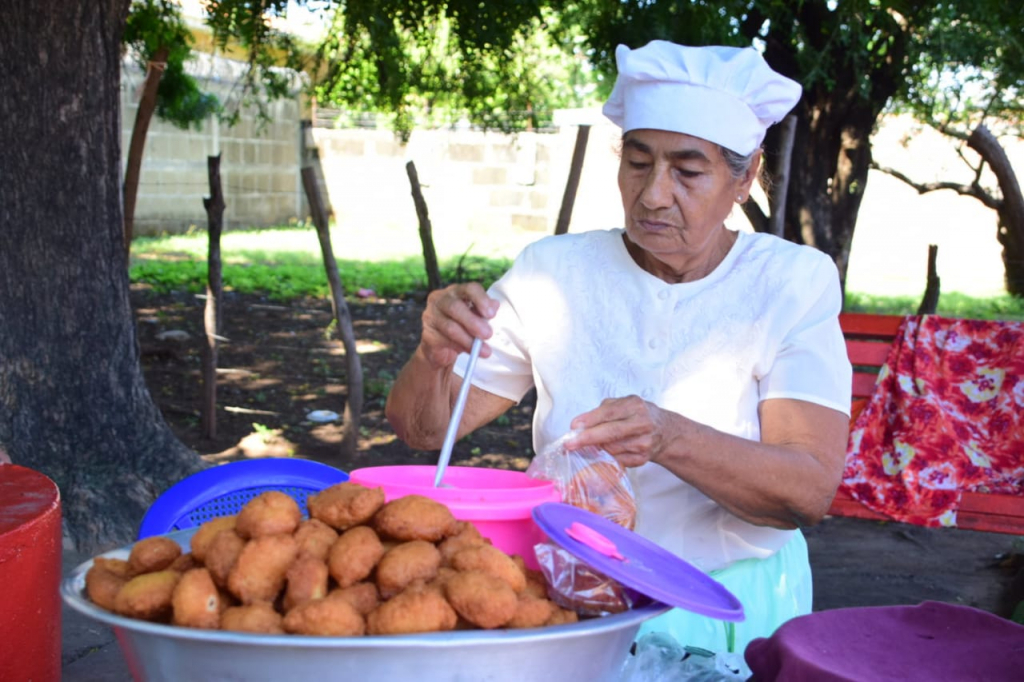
[567,396,676,468]
[418,282,498,370]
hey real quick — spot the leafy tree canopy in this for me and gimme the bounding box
[189,1,1021,140]
[199,0,601,135]
[561,0,1023,133]
[124,0,221,129]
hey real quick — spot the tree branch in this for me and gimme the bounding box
[870,162,1001,210]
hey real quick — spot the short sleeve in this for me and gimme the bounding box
[758,256,852,415]
[452,251,537,403]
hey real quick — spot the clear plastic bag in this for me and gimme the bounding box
[618,633,751,682]
[527,430,641,616]
[526,430,637,530]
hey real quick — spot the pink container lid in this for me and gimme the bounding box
[348,465,560,521]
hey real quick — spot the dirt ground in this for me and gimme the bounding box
[133,284,1024,619]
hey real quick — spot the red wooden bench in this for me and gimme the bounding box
[830,312,1024,535]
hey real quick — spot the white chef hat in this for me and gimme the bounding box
[602,40,802,155]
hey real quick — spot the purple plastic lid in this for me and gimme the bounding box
[532,502,745,622]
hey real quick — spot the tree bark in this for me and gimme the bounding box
[201,155,226,438]
[123,44,169,260]
[405,161,443,293]
[0,1,204,554]
[554,125,590,236]
[968,125,1024,297]
[759,10,906,298]
[772,95,881,297]
[768,115,797,238]
[301,167,363,464]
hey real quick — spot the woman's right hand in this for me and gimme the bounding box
[418,282,498,369]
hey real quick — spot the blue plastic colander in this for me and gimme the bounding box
[137,458,348,539]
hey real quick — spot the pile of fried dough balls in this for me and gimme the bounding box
[84,482,582,636]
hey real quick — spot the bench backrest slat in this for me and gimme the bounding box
[840,313,905,410]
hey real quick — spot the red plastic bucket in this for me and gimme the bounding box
[348,465,560,569]
[0,465,62,682]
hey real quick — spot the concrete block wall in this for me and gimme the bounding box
[310,123,627,258]
[121,47,626,251]
[121,58,304,236]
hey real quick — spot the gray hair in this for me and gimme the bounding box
[719,145,759,180]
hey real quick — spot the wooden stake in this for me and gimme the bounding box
[406,160,442,292]
[554,125,590,235]
[200,155,225,439]
[917,244,940,315]
[301,166,363,463]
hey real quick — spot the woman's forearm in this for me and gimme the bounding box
[653,402,848,528]
[385,345,457,449]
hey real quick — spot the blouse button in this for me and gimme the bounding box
[649,339,659,350]
[658,290,670,301]
[641,388,654,399]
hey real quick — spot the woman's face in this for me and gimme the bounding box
[617,128,757,274]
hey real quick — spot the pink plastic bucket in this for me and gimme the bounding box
[348,465,560,569]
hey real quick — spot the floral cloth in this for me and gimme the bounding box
[842,315,1024,527]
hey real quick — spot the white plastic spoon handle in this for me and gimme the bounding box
[434,337,483,488]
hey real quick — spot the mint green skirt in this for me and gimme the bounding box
[635,530,812,654]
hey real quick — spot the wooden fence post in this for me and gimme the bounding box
[554,125,590,236]
[406,160,442,292]
[301,166,363,463]
[918,244,940,315]
[201,154,225,439]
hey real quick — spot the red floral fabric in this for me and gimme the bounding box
[842,315,1024,527]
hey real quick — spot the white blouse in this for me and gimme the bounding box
[455,228,852,571]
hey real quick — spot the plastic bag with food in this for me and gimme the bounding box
[526,430,637,530]
[527,430,641,616]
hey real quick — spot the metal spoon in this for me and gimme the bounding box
[434,337,483,488]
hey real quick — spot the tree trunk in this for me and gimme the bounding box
[768,115,797,238]
[123,44,169,260]
[968,125,1024,297]
[773,95,879,297]
[301,167,363,464]
[761,18,903,300]
[0,2,204,554]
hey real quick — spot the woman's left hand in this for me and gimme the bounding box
[567,395,680,468]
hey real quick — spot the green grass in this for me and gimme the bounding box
[130,224,512,300]
[845,291,1024,321]
[131,225,1024,319]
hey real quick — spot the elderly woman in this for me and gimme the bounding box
[386,40,852,651]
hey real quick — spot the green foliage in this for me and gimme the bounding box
[365,369,397,401]
[251,422,276,443]
[312,3,601,137]
[202,1,307,127]
[124,0,221,129]
[894,1,1024,135]
[1012,599,1024,626]
[564,0,1022,132]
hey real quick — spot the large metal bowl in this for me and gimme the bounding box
[62,531,669,682]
